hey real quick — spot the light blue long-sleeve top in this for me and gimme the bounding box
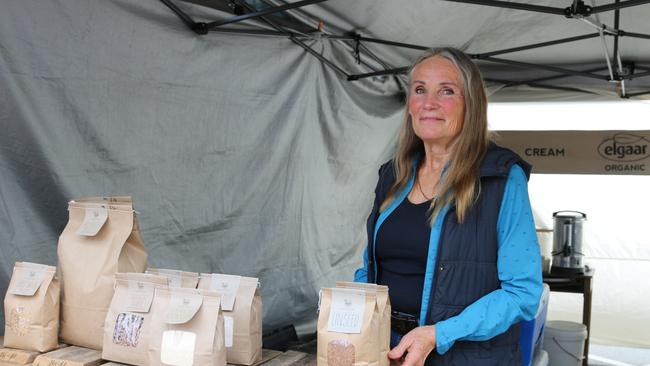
[354,164,542,355]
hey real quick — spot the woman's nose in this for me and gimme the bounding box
[423,94,440,109]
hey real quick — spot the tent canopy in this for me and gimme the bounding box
[168,0,650,100]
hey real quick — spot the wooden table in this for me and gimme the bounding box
[543,267,594,366]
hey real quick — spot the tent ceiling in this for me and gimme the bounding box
[167,0,650,101]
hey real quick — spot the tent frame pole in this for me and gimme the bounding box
[206,0,328,28]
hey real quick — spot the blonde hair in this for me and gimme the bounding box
[380,47,491,224]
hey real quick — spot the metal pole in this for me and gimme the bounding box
[591,0,650,14]
[206,0,328,28]
[621,32,650,40]
[348,67,410,81]
[443,0,565,15]
[481,56,610,80]
[159,0,197,31]
[476,33,600,58]
[326,35,429,51]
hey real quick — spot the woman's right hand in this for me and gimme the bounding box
[387,325,437,366]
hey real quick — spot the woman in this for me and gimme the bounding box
[354,48,542,365]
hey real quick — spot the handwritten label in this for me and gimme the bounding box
[76,206,108,236]
[208,274,240,311]
[224,316,234,348]
[327,288,366,334]
[9,267,46,296]
[126,281,155,313]
[165,292,203,324]
[160,330,195,366]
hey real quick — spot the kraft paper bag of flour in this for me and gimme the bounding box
[335,282,390,366]
[197,274,262,365]
[317,287,388,366]
[3,262,60,352]
[58,198,148,349]
[145,268,199,289]
[102,273,169,366]
[148,288,226,366]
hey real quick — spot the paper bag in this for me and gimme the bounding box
[145,268,199,289]
[148,288,226,366]
[336,282,390,366]
[57,198,148,349]
[102,273,169,366]
[3,262,60,352]
[317,287,388,366]
[197,274,262,365]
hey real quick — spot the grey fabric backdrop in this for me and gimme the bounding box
[0,0,403,333]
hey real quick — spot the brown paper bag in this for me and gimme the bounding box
[32,346,103,366]
[317,287,388,366]
[148,288,226,366]
[3,262,60,352]
[145,268,199,289]
[197,274,262,365]
[335,282,390,366]
[102,273,169,366]
[57,198,148,349]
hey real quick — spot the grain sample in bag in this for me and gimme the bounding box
[3,262,59,352]
[102,273,169,366]
[58,198,148,349]
[317,287,387,366]
[335,282,390,366]
[145,268,199,289]
[148,288,226,366]
[197,274,262,365]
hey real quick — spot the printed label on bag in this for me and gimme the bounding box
[165,292,203,324]
[224,316,234,348]
[208,274,240,311]
[113,312,145,347]
[76,206,108,236]
[126,281,155,313]
[161,330,195,366]
[327,288,366,334]
[7,307,31,336]
[9,267,46,296]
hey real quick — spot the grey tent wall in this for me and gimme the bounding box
[0,0,403,333]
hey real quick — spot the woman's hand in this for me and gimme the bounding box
[387,325,436,366]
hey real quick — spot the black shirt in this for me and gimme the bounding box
[375,197,432,315]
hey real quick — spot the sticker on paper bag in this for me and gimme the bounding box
[76,206,108,236]
[208,274,240,311]
[113,312,144,347]
[224,316,234,348]
[165,292,203,324]
[9,267,46,296]
[327,288,366,334]
[161,330,196,366]
[126,281,155,313]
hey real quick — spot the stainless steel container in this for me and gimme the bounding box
[551,211,586,274]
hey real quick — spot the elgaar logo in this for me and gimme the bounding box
[598,133,650,162]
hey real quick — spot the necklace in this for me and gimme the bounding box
[416,176,434,201]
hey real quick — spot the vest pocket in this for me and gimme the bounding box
[433,261,499,307]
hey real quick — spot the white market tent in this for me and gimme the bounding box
[1,0,649,349]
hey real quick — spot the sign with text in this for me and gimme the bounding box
[496,130,650,175]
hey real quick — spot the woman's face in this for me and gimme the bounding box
[408,56,465,147]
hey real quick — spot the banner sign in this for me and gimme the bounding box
[496,130,650,175]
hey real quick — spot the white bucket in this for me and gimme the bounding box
[543,321,587,366]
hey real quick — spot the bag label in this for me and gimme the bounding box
[9,267,46,296]
[76,206,108,236]
[327,288,366,334]
[165,292,203,324]
[126,281,155,313]
[224,316,234,348]
[161,330,195,366]
[208,274,240,311]
[113,312,145,347]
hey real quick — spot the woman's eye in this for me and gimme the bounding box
[414,86,425,94]
[440,88,455,95]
